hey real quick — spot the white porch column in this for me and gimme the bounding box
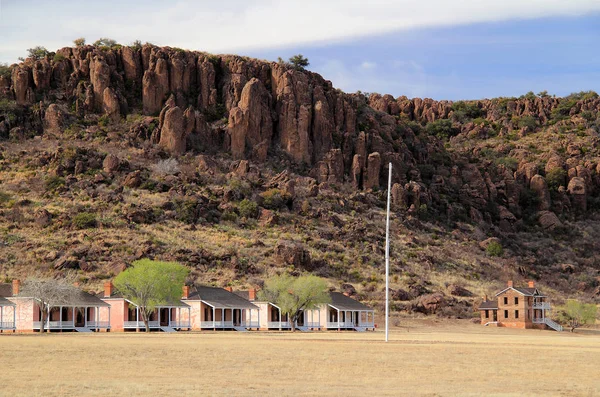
[59,306,62,330]
[157,307,161,328]
[337,309,340,331]
[107,306,111,331]
[0,305,3,330]
[212,306,216,330]
[279,308,282,331]
[72,307,75,328]
[13,306,16,332]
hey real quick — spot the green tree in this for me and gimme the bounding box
[113,259,189,332]
[73,37,86,47]
[557,299,597,332]
[93,38,117,47]
[426,119,459,139]
[238,199,258,219]
[546,168,567,191]
[259,274,330,332]
[26,46,49,60]
[288,54,309,70]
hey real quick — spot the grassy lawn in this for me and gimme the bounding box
[0,321,599,396]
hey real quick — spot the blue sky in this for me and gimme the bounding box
[1,0,599,100]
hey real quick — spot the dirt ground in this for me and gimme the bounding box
[1,320,598,396]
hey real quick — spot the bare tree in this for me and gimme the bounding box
[20,278,80,333]
[151,158,180,176]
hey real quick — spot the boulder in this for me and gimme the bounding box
[414,293,446,314]
[12,67,31,105]
[90,56,110,111]
[122,170,142,188]
[258,208,278,226]
[538,211,562,231]
[340,283,357,297]
[44,104,65,134]
[567,177,587,212]
[529,174,551,211]
[364,152,381,190]
[276,243,312,269]
[159,106,187,155]
[448,285,473,297]
[351,154,363,189]
[34,209,52,228]
[102,87,120,122]
[102,154,120,173]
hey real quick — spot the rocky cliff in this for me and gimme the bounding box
[1,43,600,311]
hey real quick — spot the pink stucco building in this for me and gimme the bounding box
[0,280,111,332]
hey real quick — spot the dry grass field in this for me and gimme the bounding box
[1,320,599,397]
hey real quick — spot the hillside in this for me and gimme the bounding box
[1,43,600,317]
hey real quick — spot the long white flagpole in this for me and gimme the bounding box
[385,162,392,342]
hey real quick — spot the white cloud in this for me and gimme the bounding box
[1,0,599,62]
[360,61,377,70]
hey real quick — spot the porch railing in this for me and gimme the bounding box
[326,321,374,328]
[532,302,550,310]
[267,321,291,329]
[33,321,75,329]
[0,321,15,329]
[123,321,160,328]
[168,321,191,328]
[86,321,110,329]
[199,320,260,328]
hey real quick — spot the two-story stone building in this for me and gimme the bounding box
[478,281,562,331]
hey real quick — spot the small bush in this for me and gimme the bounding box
[0,191,12,206]
[517,115,537,130]
[0,63,11,79]
[546,168,567,191]
[220,209,238,222]
[261,188,290,210]
[238,199,258,219]
[72,212,97,229]
[426,119,459,139]
[130,40,142,50]
[93,38,117,47]
[451,101,484,119]
[486,241,503,257]
[98,115,110,127]
[45,176,65,192]
[73,38,86,47]
[53,53,66,62]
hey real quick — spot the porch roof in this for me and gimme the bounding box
[186,286,258,309]
[329,292,373,312]
[97,291,190,308]
[479,300,498,310]
[0,296,15,306]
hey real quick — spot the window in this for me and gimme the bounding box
[504,310,508,319]
[504,297,508,305]
[485,310,489,319]
[515,310,519,319]
[514,297,519,305]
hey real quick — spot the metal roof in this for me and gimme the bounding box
[495,286,543,297]
[0,296,15,306]
[328,292,373,311]
[2,282,109,307]
[186,286,258,309]
[479,300,498,310]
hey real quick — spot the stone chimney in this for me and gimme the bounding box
[528,280,535,288]
[248,289,256,301]
[12,279,20,295]
[507,280,513,288]
[104,281,113,298]
[182,285,190,299]
[224,286,233,292]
